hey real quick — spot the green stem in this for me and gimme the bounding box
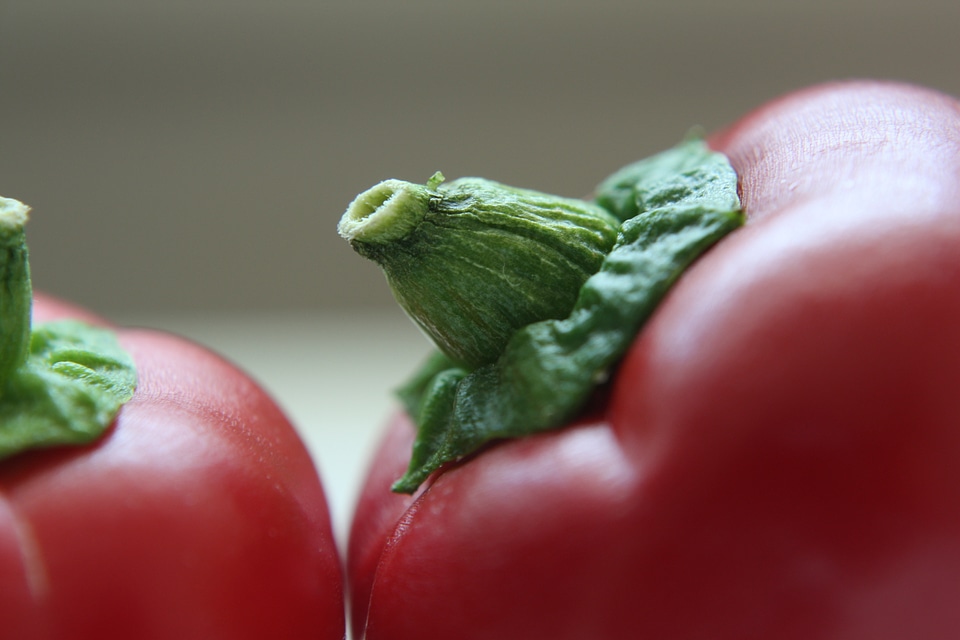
[0,197,33,384]
[340,173,620,368]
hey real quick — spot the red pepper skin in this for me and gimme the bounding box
[1,294,344,640]
[346,81,960,640]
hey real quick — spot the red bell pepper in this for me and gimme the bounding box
[345,80,960,639]
[0,202,344,638]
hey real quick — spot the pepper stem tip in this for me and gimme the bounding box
[338,175,441,246]
[0,196,30,236]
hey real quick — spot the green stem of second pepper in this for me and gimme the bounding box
[0,197,33,385]
[340,172,621,369]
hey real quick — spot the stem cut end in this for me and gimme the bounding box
[338,176,441,245]
[0,196,30,235]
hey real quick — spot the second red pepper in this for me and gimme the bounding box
[347,80,960,639]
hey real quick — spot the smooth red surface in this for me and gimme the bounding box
[0,294,345,639]
[347,81,960,639]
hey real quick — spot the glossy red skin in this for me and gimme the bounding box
[0,294,345,639]
[347,81,960,639]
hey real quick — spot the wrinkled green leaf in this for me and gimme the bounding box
[0,320,137,459]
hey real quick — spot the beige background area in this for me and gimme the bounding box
[2,0,960,537]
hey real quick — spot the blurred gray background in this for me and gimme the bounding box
[2,0,959,540]
[3,0,959,315]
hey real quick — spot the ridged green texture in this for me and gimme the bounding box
[0,195,137,460]
[0,320,137,458]
[0,198,33,383]
[341,139,745,493]
[341,174,620,368]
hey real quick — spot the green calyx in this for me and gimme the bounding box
[0,195,137,461]
[339,138,745,493]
